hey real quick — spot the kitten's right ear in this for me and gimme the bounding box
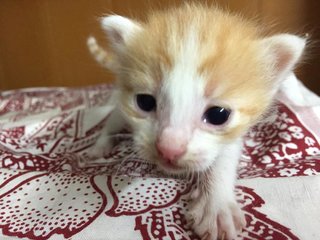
[260,34,306,82]
[101,15,142,52]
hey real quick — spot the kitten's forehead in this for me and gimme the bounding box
[130,6,264,94]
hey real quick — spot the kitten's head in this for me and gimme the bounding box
[99,4,305,174]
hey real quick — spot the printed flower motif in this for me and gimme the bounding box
[261,155,272,164]
[278,168,299,177]
[306,147,320,156]
[305,137,316,146]
[288,126,304,139]
[278,112,294,124]
[278,131,292,141]
[303,168,318,176]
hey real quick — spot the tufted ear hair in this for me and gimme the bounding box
[101,15,142,53]
[260,34,306,82]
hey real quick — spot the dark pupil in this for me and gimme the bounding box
[136,94,156,112]
[203,106,230,125]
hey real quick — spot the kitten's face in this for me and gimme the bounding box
[99,4,305,174]
[118,28,270,174]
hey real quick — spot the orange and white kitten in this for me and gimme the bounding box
[88,4,305,240]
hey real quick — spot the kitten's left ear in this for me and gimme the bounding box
[261,34,306,81]
[101,15,142,53]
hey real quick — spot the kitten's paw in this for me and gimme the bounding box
[189,191,245,240]
[85,136,114,161]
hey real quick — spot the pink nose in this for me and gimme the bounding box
[156,127,188,164]
[156,141,186,163]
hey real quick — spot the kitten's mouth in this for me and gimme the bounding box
[156,158,188,174]
[161,160,182,170]
[156,155,208,174]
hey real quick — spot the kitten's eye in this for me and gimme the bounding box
[136,94,156,112]
[203,106,231,125]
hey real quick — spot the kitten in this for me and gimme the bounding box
[88,3,305,239]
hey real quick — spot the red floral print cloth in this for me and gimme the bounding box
[0,74,319,240]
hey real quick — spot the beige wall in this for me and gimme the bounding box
[0,0,319,94]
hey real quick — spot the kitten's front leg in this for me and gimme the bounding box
[86,108,127,160]
[190,141,245,240]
